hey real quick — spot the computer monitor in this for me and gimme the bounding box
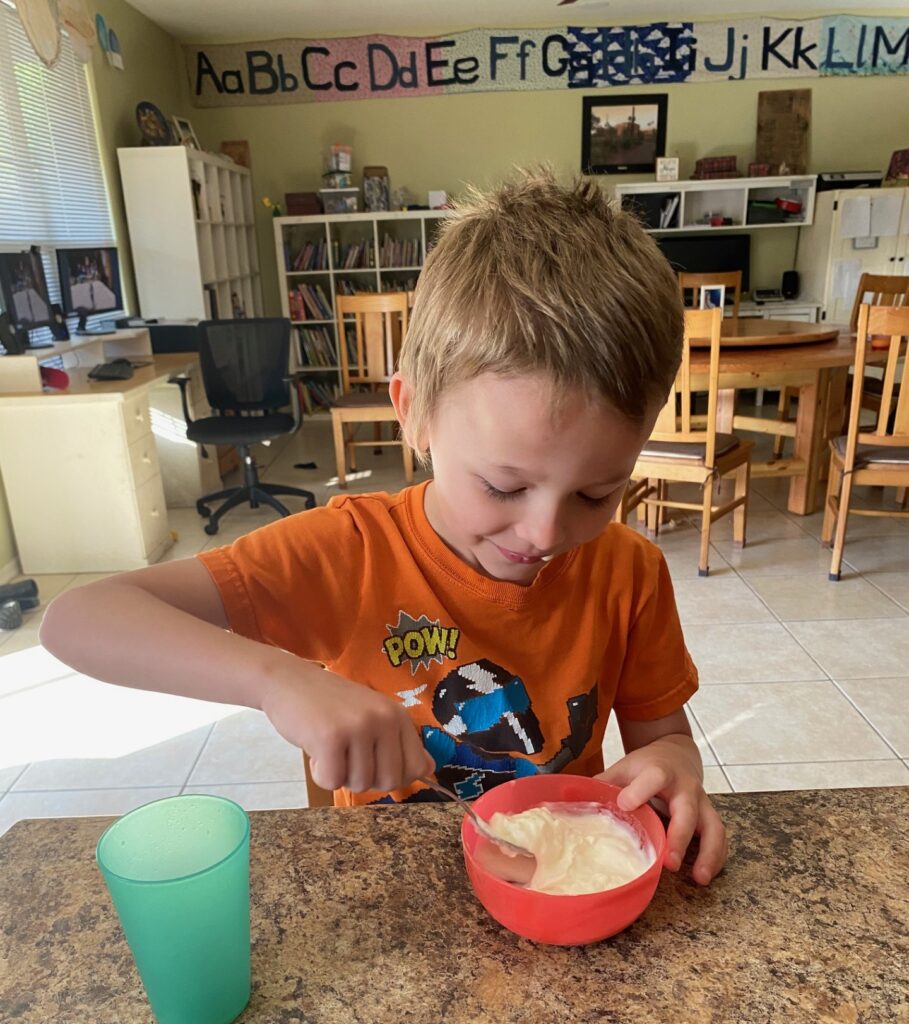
[56,246,123,327]
[656,234,751,294]
[0,248,53,332]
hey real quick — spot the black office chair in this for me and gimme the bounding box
[172,318,316,535]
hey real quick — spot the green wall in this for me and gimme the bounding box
[189,72,909,315]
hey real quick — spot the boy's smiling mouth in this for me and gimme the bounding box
[491,543,552,565]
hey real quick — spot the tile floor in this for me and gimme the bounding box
[1,413,908,837]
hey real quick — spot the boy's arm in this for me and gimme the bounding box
[598,707,728,886]
[40,559,433,792]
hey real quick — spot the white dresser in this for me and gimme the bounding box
[0,331,218,573]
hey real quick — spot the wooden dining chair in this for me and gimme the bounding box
[773,273,909,457]
[616,307,753,576]
[331,292,414,488]
[678,270,742,319]
[822,304,909,581]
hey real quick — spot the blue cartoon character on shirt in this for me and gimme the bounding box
[405,658,598,802]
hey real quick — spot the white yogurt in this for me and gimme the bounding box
[488,802,654,895]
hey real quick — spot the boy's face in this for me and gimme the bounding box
[393,372,661,585]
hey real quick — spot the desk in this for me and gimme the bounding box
[0,331,219,573]
[1,788,906,1023]
[690,328,862,515]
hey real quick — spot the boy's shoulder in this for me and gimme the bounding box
[326,487,411,519]
[598,521,667,563]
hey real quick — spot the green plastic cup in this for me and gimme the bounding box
[96,794,251,1024]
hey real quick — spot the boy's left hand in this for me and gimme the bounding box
[597,734,727,886]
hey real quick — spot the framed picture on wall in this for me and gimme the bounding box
[581,94,668,175]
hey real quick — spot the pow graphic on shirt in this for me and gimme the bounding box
[382,610,460,675]
[377,657,599,804]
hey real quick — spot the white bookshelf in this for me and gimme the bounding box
[614,175,817,233]
[118,147,263,321]
[273,210,452,405]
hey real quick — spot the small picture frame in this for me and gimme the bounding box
[170,116,200,149]
[699,285,726,311]
[655,156,679,182]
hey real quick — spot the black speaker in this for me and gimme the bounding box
[49,303,70,341]
[781,270,800,300]
[0,311,28,354]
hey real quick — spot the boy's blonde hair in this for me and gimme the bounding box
[399,168,683,453]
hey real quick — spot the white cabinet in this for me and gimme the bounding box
[0,385,172,573]
[118,147,263,322]
[795,189,909,323]
[614,176,817,233]
[0,334,219,573]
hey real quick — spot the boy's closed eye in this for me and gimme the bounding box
[479,478,621,510]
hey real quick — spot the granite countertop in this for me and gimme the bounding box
[1,788,907,1023]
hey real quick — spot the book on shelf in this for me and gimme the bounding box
[336,279,377,296]
[339,239,374,269]
[379,276,417,293]
[289,283,333,320]
[295,325,337,367]
[659,194,680,229]
[297,377,340,415]
[380,233,421,268]
[290,238,328,271]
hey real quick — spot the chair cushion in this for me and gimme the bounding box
[333,390,393,409]
[832,435,909,466]
[640,433,741,461]
[187,413,295,446]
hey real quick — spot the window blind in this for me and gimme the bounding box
[0,5,114,249]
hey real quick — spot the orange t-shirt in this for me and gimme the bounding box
[197,481,697,806]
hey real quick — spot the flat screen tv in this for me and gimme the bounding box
[656,234,751,294]
[0,248,53,331]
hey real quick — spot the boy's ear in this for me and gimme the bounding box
[389,371,409,423]
[389,372,417,449]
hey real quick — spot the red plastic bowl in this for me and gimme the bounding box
[461,775,666,945]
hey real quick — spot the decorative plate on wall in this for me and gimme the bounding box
[136,102,174,146]
[95,12,109,51]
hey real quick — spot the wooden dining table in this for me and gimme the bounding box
[689,319,862,515]
[1,788,907,1023]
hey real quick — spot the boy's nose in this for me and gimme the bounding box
[515,507,565,554]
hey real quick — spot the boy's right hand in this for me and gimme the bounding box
[260,667,435,794]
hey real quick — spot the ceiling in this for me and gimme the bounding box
[125,1,909,42]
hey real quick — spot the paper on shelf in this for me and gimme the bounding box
[832,259,862,301]
[839,195,871,239]
[870,193,902,238]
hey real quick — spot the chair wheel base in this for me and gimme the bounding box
[204,522,219,536]
[197,505,211,518]
[698,568,709,577]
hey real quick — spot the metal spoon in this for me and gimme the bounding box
[417,775,536,862]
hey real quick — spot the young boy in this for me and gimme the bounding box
[41,170,726,886]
